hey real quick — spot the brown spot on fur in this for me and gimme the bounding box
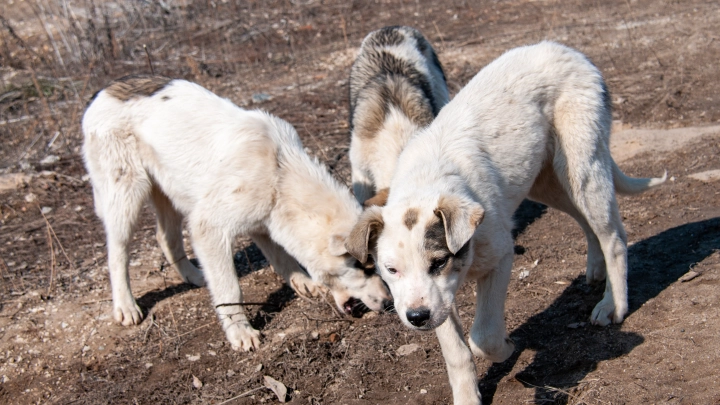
[105,75,172,101]
[398,241,404,248]
[403,207,419,230]
[363,188,389,207]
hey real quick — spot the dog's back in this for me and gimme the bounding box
[83,76,282,217]
[349,26,448,206]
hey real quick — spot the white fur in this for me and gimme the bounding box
[366,42,666,404]
[83,79,390,351]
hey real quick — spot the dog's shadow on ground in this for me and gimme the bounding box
[479,216,720,404]
[137,242,298,329]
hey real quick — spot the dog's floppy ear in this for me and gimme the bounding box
[345,205,384,264]
[434,194,485,254]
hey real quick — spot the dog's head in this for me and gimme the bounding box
[346,194,484,330]
[317,233,392,316]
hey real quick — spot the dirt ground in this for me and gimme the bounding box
[1,0,719,404]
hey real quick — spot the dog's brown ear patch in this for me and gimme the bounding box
[105,75,172,101]
[434,195,484,254]
[346,206,384,264]
[363,188,389,208]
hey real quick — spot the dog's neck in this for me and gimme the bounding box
[264,146,361,275]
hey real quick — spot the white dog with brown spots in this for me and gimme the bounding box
[83,76,390,351]
[346,41,666,404]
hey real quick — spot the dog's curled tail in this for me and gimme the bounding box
[612,161,667,195]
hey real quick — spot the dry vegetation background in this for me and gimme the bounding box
[1,0,719,404]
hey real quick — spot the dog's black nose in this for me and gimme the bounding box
[406,307,431,327]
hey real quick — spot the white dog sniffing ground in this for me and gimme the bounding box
[83,76,390,351]
[347,42,665,404]
[349,26,449,207]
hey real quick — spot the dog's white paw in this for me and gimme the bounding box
[290,272,324,299]
[113,299,143,326]
[179,263,206,287]
[226,322,261,351]
[469,336,515,363]
[590,296,626,326]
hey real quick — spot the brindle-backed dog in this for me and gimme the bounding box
[349,26,448,207]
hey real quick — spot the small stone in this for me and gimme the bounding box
[263,375,287,402]
[145,363,153,369]
[192,375,203,389]
[251,93,272,103]
[255,363,263,372]
[329,333,340,343]
[679,271,700,282]
[420,389,428,394]
[518,269,530,280]
[40,155,59,165]
[60,322,68,329]
[24,193,37,203]
[396,343,421,356]
[226,370,235,377]
[310,331,319,340]
[41,206,52,214]
[207,350,216,356]
[186,354,200,362]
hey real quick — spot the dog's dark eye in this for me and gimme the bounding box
[429,256,450,275]
[386,267,398,275]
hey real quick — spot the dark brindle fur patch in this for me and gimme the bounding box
[349,26,446,136]
[105,75,172,102]
[423,216,471,275]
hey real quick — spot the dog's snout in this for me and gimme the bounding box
[406,307,431,327]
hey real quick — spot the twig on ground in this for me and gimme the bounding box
[302,312,353,323]
[0,256,18,292]
[38,205,78,273]
[216,386,267,405]
[432,21,445,50]
[46,219,56,295]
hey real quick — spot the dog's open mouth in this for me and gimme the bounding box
[342,298,368,318]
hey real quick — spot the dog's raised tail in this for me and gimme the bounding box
[612,161,667,195]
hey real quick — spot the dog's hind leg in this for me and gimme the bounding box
[150,186,205,287]
[436,305,482,405]
[189,215,260,351]
[88,141,151,326]
[554,95,628,326]
[251,233,323,299]
[528,164,607,283]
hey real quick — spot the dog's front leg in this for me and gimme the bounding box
[469,250,515,363]
[250,233,323,299]
[191,221,260,351]
[436,306,482,405]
